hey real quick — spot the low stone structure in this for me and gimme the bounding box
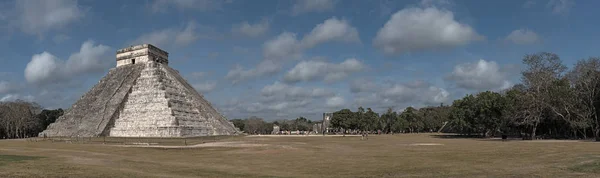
[40,44,239,137]
[272,125,280,135]
[313,123,323,134]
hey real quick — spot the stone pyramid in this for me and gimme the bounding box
[40,44,239,137]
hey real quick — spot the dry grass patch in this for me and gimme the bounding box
[2,134,600,177]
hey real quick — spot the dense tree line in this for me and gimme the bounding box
[231,116,273,134]
[449,53,600,140]
[329,105,451,134]
[0,100,64,139]
[231,116,317,134]
[328,52,600,141]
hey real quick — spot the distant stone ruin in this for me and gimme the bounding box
[40,44,239,137]
[322,112,333,134]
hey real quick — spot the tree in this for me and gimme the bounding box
[331,109,353,134]
[388,109,406,133]
[569,57,600,140]
[355,107,366,131]
[230,119,246,132]
[0,100,42,139]
[244,116,266,134]
[520,52,567,140]
[502,85,527,135]
[292,117,311,131]
[364,108,379,132]
[474,91,506,137]
[37,109,64,131]
[449,95,477,135]
[379,108,396,133]
[400,107,422,133]
[419,105,451,133]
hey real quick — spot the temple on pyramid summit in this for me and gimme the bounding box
[40,44,239,137]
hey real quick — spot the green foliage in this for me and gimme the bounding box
[331,109,353,131]
[230,119,245,131]
[241,116,273,134]
[37,109,64,130]
[400,107,422,133]
[363,108,379,131]
[291,117,312,131]
[0,100,63,139]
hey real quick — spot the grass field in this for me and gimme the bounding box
[2,134,600,178]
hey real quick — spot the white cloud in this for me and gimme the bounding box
[131,21,200,47]
[292,0,337,15]
[0,81,18,94]
[232,19,269,37]
[326,96,345,108]
[351,79,450,109]
[445,59,513,91]
[151,0,223,13]
[16,0,84,35]
[260,82,334,98]
[193,81,217,93]
[24,40,111,85]
[24,52,64,85]
[226,60,281,84]
[65,41,112,74]
[373,7,484,55]
[350,78,378,93]
[0,94,35,102]
[381,82,449,105]
[300,17,361,48]
[215,82,339,119]
[284,58,365,83]
[505,29,540,45]
[174,21,200,46]
[227,17,360,83]
[547,0,574,15]
[262,17,359,61]
[263,32,302,61]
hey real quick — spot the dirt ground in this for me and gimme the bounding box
[2,134,600,177]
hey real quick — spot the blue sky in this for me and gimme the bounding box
[0,0,598,121]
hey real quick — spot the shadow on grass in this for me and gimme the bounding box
[430,134,526,142]
[429,134,485,139]
[570,161,600,173]
[430,134,598,142]
[0,155,44,166]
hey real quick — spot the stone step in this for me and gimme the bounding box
[120,108,172,116]
[112,121,176,128]
[124,97,169,105]
[128,90,168,98]
[110,127,182,137]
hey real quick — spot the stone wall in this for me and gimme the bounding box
[322,113,333,133]
[116,44,168,67]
